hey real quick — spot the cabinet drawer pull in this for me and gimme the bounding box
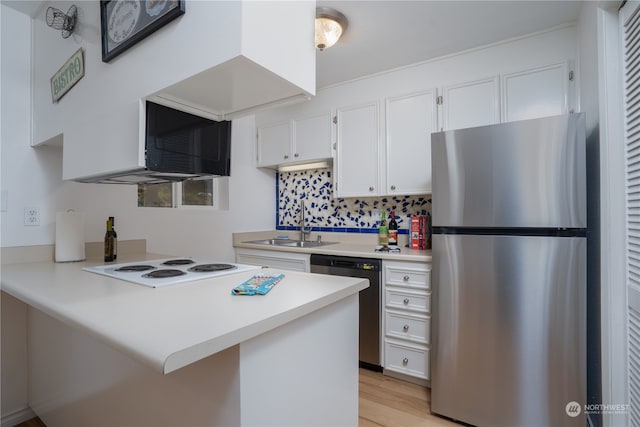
[403,275,410,281]
[403,298,410,305]
[402,357,409,366]
[294,153,299,158]
[403,325,409,332]
[369,186,374,192]
[390,185,396,190]
[284,154,289,160]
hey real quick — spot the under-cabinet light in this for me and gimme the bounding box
[278,161,331,172]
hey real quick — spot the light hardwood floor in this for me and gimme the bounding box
[14,418,46,427]
[359,369,462,427]
[15,369,462,427]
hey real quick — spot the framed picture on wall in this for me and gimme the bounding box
[100,0,185,63]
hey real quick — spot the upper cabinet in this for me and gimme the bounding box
[294,113,334,164]
[440,77,500,131]
[257,112,333,168]
[334,90,437,198]
[439,63,571,132]
[385,90,438,195]
[332,62,573,197]
[334,102,380,197]
[257,121,292,167]
[501,62,570,122]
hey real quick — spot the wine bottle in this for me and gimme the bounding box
[109,216,118,260]
[378,211,388,246]
[104,219,114,262]
[388,211,398,246]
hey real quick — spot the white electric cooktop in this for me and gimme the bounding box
[83,258,261,288]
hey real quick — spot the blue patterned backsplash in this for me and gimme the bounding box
[276,168,431,234]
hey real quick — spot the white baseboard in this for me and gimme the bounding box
[1,406,36,427]
[383,368,430,387]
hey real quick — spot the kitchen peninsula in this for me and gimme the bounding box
[1,250,368,427]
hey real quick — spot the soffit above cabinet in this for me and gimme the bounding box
[148,56,311,121]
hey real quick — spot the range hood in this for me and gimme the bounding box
[74,101,232,184]
[72,169,211,184]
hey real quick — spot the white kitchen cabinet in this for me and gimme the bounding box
[501,62,570,122]
[293,112,333,163]
[235,248,310,272]
[382,260,431,384]
[257,121,293,167]
[334,102,380,197]
[385,90,438,195]
[257,112,332,168]
[440,76,500,131]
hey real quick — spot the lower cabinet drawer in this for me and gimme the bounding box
[384,341,429,380]
[385,265,430,289]
[385,311,430,343]
[386,289,430,313]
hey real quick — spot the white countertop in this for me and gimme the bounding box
[0,254,368,374]
[233,231,433,262]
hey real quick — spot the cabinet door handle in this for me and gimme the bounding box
[369,186,374,192]
[403,324,409,332]
[390,185,396,190]
[403,298,410,305]
[294,153,299,158]
[403,275,410,281]
[284,154,289,160]
[402,358,409,366]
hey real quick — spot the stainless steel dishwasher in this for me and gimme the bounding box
[310,254,381,371]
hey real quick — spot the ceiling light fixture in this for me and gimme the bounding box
[315,7,348,51]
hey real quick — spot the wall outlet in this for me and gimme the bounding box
[24,207,40,226]
[371,209,380,221]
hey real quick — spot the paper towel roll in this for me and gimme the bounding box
[55,211,85,262]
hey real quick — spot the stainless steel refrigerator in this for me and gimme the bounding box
[430,113,587,426]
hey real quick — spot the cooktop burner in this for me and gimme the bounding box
[142,269,187,279]
[188,263,236,273]
[162,259,195,266]
[115,265,156,272]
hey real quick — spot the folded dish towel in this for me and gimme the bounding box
[232,274,285,296]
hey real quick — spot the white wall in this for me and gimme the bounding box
[1,6,38,424]
[0,4,144,249]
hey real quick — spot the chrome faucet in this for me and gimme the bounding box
[300,200,312,241]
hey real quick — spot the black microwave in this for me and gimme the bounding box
[145,101,232,177]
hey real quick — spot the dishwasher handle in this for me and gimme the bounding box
[310,254,381,271]
[332,259,359,268]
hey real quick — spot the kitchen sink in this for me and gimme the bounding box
[245,239,338,248]
[282,240,338,248]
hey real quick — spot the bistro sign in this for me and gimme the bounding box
[50,48,84,103]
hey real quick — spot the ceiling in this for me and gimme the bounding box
[315,0,585,88]
[3,0,586,89]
